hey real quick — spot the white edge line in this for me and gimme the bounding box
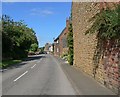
[14,71,28,82]
[31,64,36,69]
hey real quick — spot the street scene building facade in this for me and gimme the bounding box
[44,43,53,54]
[72,2,120,94]
[54,19,70,57]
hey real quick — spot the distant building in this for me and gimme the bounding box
[44,43,53,54]
[49,44,53,52]
[54,37,60,56]
[54,18,70,57]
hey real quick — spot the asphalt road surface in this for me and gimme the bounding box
[2,54,77,95]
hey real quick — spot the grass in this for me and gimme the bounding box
[0,59,22,69]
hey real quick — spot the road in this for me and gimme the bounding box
[2,54,77,95]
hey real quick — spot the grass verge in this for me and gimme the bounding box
[0,60,22,69]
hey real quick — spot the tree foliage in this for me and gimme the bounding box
[29,43,38,52]
[85,4,120,41]
[39,47,45,54]
[67,22,74,65]
[2,15,38,59]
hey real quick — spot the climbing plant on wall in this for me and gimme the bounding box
[85,4,120,78]
[67,22,74,65]
[85,4,120,41]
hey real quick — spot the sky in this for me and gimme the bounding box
[2,2,72,47]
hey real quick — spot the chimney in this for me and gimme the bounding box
[66,18,69,29]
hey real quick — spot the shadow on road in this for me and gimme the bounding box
[24,55,46,61]
[2,55,46,71]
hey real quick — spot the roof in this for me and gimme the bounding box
[54,27,66,41]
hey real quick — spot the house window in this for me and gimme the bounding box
[57,48,59,52]
[56,40,59,43]
[62,37,67,48]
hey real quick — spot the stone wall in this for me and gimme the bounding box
[72,2,100,76]
[72,2,120,94]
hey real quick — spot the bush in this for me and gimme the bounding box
[2,15,38,60]
[61,53,68,61]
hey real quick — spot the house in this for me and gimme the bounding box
[54,18,70,57]
[54,37,60,56]
[72,2,119,94]
[49,43,53,53]
[44,43,53,54]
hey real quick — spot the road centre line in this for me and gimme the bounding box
[31,64,36,69]
[13,58,43,82]
[14,71,28,82]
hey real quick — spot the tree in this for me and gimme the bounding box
[29,43,38,52]
[2,15,38,59]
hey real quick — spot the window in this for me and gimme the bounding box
[62,37,67,48]
[57,48,59,52]
[56,40,59,43]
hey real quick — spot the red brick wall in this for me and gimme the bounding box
[59,27,69,56]
[102,40,120,93]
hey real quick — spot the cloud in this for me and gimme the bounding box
[30,8,54,16]
[42,10,53,15]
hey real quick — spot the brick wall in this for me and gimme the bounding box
[72,2,100,76]
[102,40,120,93]
[59,27,69,56]
[72,2,120,94]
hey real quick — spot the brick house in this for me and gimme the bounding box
[72,2,120,94]
[54,19,70,57]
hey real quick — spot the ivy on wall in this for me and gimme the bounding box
[85,4,120,78]
[85,4,120,41]
[67,16,74,65]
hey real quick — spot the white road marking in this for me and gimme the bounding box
[14,71,28,82]
[31,64,36,69]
